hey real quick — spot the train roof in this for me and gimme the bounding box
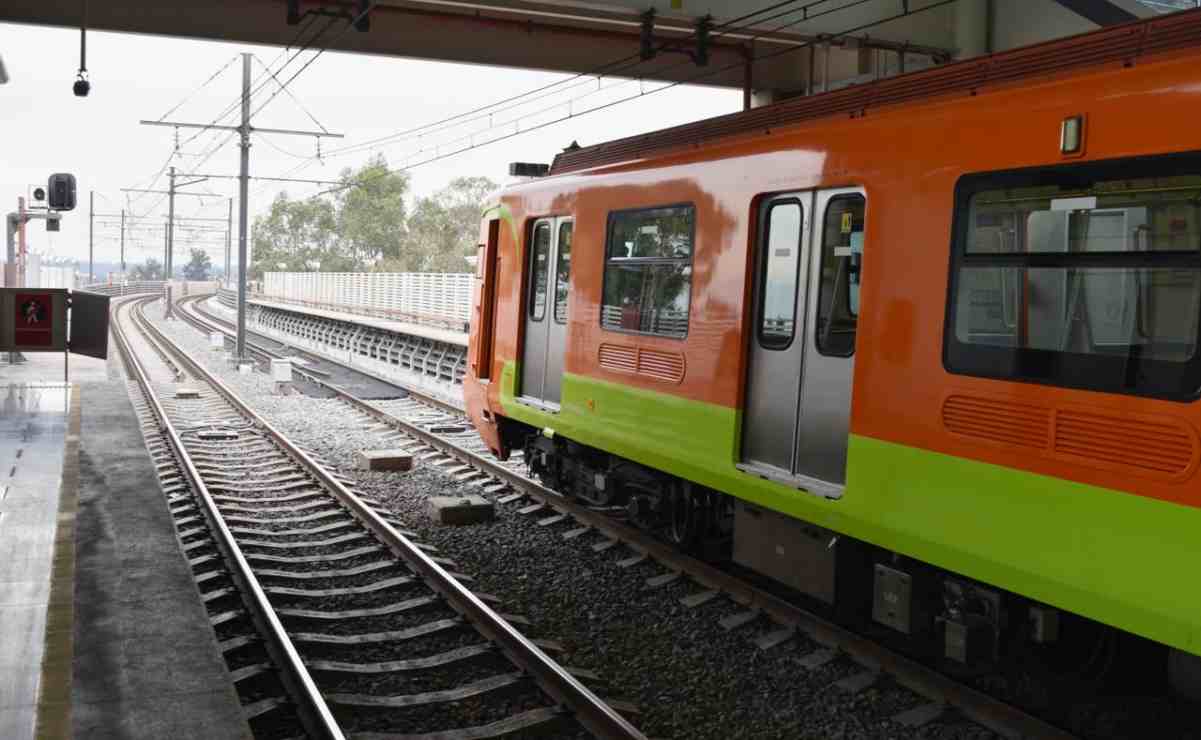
[549,8,1201,177]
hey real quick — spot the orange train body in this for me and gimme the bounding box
[465,10,1201,661]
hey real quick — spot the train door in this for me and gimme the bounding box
[740,187,865,498]
[519,217,573,408]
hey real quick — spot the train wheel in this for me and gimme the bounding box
[668,481,702,549]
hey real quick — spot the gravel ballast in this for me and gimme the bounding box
[148,299,1201,740]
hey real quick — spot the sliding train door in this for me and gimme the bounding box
[740,188,865,498]
[519,217,573,408]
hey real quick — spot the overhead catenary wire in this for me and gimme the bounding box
[354,0,888,159]
[320,0,959,196]
[267,0,821,188]
[319,0,818,160]
[174,13,339,157]
[152,53,241,123]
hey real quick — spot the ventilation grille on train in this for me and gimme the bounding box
[1054,410,1196,477]
[551,9,1201,175]
[942,395,1051,449]
[941,395,1199,480]
[598,343,685,383]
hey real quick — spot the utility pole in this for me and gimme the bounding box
[120,209,126,274]
[163,221,168,279]
[138,52,343,361]
[88,190,94,284]
[17,197,26,289]
[237,52,251,361]
[167,166,176,280]
[225,198,232,287]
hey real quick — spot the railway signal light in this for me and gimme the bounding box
[48,173,77,211]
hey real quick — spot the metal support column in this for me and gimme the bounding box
[120,209,126,274]
[88,190,94,283]
[225,197,232,288]
[742,46,752,111]
[236,52,251,361]
[167,165,176,279]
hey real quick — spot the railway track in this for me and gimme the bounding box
[112,293,644,740]
[175,291,1077,739]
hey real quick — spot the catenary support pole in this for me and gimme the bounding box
[88,190,94,283]
[237,52,251,361]
[167,165,176,279]
[120,209,126,273]
[17,197,26,288]
[226,197,232,288]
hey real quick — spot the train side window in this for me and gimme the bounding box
[816,194,866,357]
[601,204,694,339]
[946,156,1201,400]
[554,221,573,324]
[528,221,551,322]
[758,199,803,349]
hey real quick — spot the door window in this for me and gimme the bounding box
[816,195,866,357]
[758,199,804,349]
[528,222,551,321]
[554,222,573,324]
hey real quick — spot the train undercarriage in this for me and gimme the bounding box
[500,416,1201,706]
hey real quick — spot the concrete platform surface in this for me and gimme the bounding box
[0,350,112,385]
[69,379,250,739]
[0,382,75,740]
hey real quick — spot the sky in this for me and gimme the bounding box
[0,21,739,270]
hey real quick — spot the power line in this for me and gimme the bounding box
[320,0,814,160]
[248,2,377,121]
[252,54,330,133]
[152,54,241,123]
[174,14,340,156]
[321,0,958,196]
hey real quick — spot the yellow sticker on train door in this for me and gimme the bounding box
[841,212,853,234]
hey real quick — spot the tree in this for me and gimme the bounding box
[250,193,340,278]
[337,154,411,265]
[378,176,497,272]
[131,258,163,280]
[183,249,212,280]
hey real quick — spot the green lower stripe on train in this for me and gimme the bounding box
[497,364,1201,656]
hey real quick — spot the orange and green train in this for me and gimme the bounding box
[464,9,1201,688]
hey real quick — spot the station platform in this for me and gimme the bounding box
[0,352,249,739]
[250,295,469,347]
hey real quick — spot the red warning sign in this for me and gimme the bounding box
[14,292,54,347]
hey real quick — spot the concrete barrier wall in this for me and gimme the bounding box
[262,272,473,331]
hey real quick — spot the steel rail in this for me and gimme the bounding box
[135,295,646,740]
[173,292,1074,738]
[177,292,463,414]
[343,384,1078,739]
[111,295,346,740]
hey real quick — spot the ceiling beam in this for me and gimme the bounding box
[1051,0,1140,26]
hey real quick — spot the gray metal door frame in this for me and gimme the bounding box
[740,191,813,476]
[519,216,571,409]
[738,186,863,499]
[793,187,864,490]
